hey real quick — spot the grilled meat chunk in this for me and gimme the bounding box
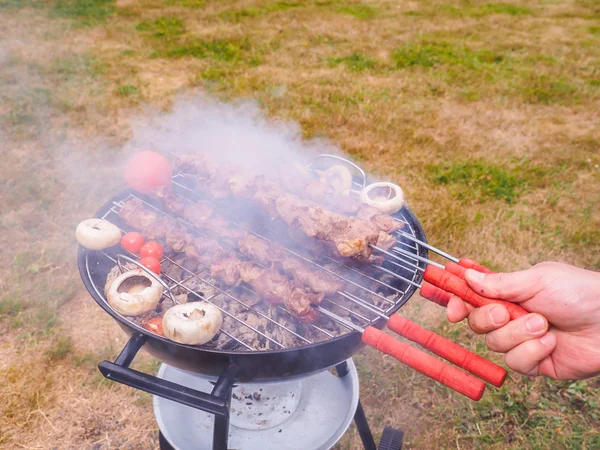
[176,153,395,259]
[239,235,345,296]
[357,205,403,234]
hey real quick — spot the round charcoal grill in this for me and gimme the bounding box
[78,164,428,382]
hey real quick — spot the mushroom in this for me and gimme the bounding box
[360,182,405,214]
[316,165,354,195]
[76,218,122,250]
[162,302,223,345]
[105,269,163,316]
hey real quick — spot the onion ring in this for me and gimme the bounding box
[360,182,405,214]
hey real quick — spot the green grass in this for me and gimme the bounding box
[156,38,247,61]
[428,160,528,204]
[522,73,578,104]
[0,295,25,317]
[45,335,74,360]
[115,84,140,96]
[337,3,377,19]
[327,53,377,71]
[136,16,185,40]
[164,0,206,6]
[52,0,115,25]
[219,1,301,21]
[392,41,504,69]
[404,3,532,18]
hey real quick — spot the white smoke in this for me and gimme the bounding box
[123,95,344,175]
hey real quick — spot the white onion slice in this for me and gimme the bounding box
[162,302,223,345]
[76,218,122,250]
[106,269,163,316]
[360,182,405,214]
[317,165,353,195]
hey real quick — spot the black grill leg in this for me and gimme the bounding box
[213,412,230,450]
[377,427,404,450]
[354,400,377,450]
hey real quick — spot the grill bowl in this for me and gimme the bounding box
[78,188,428,382]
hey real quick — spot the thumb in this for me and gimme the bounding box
[465,268,543,303]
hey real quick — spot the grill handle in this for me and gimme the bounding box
[387,315,507,387]
[423,266,528,320]
[362,327,485,401]
[98,334,237,416]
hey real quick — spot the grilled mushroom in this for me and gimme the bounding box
[360,182,404,214]
[317,165,353,195]
[162,302,223,345]
[106,269,163,316]
[76,218,122,250]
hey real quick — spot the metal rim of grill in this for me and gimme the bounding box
[80,171,428,355]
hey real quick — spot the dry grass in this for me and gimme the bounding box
[0,0,599,449]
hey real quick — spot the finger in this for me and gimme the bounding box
[464,269,543,302]
[446,296,474,323]
[504,332,557,376]
[466,304,510,334]
[485,313,549,352]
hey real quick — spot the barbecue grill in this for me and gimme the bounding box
[77,154,503,449]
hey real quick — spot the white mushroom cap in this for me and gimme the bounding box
[162,302,223,345]
[76,218,122,250]
[106,269,163,316]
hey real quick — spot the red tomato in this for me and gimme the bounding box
[121,232,145,254]
[140,241,164,260]
[140,257,161,274]
[124,151,172,194]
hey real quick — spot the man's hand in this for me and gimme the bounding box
[447,262,600,380]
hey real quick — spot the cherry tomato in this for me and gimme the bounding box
[124,151,172,194]
[142,317,164,336]
[140,256,161,274]
[140,241,164,260]
[121,232,145,254]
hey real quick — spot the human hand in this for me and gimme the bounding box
[447,262,600,380]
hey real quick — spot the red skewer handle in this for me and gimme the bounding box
[362,326,485,401]
[387,315,507,387]
[423,266,528,320]
[419,281,452,307]
[419,258,493,308]
[458,257,494,274]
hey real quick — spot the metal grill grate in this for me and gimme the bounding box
[84,175,427,352]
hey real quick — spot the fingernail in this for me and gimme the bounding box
[525,315,546,333]
[540,333,555,346]
[467,269,485,283]
[489,306,509,326]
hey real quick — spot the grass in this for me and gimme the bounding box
[428,160,527,204]
[0,0,598,448]
[52,0,115,25]
[328,53,377,71]
[136,16,185,40]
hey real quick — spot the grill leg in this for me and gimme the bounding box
[213,411,230,450]
[354,400,377,450]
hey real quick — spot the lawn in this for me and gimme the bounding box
[0,0,599,448]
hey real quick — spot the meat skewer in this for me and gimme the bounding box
[121,196,506,398]
[118,199,323,321]
[175,153,397,259]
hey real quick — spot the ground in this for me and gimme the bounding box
[0,0,599,449]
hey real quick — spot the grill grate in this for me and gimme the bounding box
[85,176,426,352]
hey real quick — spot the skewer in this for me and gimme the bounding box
[315,306,506,398]
[368,244,528,320]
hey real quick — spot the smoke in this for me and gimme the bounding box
[123,95,343,175]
